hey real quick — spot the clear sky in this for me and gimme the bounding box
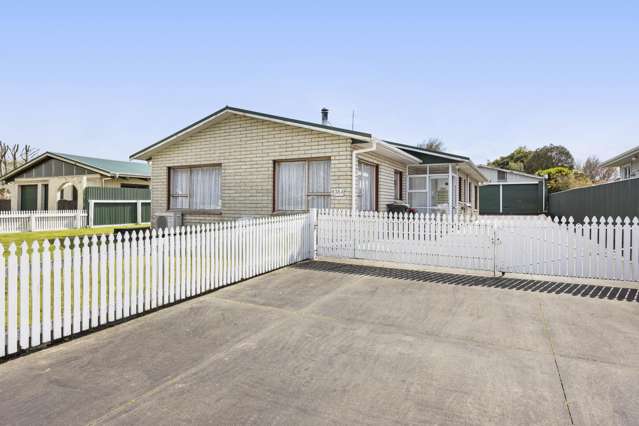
[1,1,637,165]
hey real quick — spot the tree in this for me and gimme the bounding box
[581,155,614,183]
[487,146,532,172]
[418,137,445,152]
[537,166,591,193]
[524,144,575,174]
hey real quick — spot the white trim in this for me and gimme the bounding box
[480,181,540,186]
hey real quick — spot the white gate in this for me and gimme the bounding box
[315,210,639,281]
[317,210,495,272]
[495,216,639,281]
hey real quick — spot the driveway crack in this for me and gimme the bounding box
[539,299,574,425]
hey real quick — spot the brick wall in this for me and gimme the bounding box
[149,114,354,222]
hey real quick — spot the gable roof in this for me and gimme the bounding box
[477,165,544,180]
[130,106,374,161]
[601,145,639,168]
[1,152,150,182]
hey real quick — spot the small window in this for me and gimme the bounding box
[497,170,507,182]
[275,159,331,211]
[169,165,221,210]
[394,170,403,200]
[621,165,631,179]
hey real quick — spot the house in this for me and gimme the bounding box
[129,106,486,225]
[477,165,546,215]
[1,152,150,211]
[601,145,639,180]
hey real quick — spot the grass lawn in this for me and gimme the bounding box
[0,224,149,250]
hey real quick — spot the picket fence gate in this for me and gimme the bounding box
[0,210,87,233]
[1,213,314,358]
[316,210,639,281]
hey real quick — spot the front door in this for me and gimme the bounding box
[20,185,38,211]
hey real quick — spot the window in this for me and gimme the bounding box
[497,170,507,182]
[358,161,377,211]
[394,170,403,200]
[169,165,221,210]
[275,159,331,211]
[621,165,631,179]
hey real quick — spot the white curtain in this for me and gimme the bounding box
[170,168,190,209]
[358,162,376,211]
[190,166,221,209]
[308,160,331,209]
[276,161,306,210]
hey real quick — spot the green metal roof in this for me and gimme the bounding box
[50,152,150,177]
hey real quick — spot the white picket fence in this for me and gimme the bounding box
[316,209,639,281]
[0,213,314,358]
[0,210,87,233]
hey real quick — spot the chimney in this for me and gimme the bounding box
[321,108,329,125]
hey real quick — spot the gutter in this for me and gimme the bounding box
[352,138,377,213]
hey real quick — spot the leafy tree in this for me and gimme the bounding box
[537,166,591,193]
[487,146,531,172]
[418,137,445,152]
[524,144,575,174]
[581,155,614,183]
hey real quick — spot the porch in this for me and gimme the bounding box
[406,163,481,215]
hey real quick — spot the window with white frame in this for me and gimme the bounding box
[169,165,221,210]
[621,165,631,179]
[275,159,331,211]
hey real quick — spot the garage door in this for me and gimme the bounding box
[20,185,38,211]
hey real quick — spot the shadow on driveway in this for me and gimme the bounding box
[293,260,639,303]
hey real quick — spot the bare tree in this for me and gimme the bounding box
[581,155,615,183]
[20,145,39,163]
[0,141,9,176]
[418,137,445,152]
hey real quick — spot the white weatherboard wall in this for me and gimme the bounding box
[1,213,314,358]
[316,210,639,281]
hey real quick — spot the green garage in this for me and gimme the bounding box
[479,182,545,215]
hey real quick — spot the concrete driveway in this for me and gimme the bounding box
[1,258,638,425]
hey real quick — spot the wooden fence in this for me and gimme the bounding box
[1,213,314,358]
[0,210,87,233]
[316,209,639,281]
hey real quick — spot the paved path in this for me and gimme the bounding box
[1,259,638,425]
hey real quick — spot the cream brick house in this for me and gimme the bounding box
[130,106,486,224]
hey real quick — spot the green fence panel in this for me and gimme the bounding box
[549,178,639,222]
[83,187,151,226]
[479,186,500,215]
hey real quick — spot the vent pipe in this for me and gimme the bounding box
[321,108,329,125]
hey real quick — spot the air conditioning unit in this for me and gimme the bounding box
[153,211,183,230]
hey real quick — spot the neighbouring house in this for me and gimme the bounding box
[477,165,546,215]
[601,145,639,180]
[0,152,150,211]
[129,106,487,225]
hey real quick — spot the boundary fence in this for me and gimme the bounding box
[0,210,87,233]
[1,213,314,359]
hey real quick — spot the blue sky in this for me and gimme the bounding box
[1,1,637,165]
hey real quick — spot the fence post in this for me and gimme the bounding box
[88,201,94,227]
[75,211,82,229]
[137,200,142,224]
[310,209,318,260]
[29,214,36,232]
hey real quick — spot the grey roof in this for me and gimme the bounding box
[1,151,150,182]
[384,140,470,161]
